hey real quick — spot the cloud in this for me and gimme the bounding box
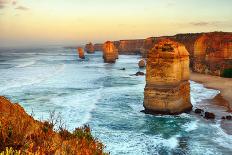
[12,0,16,5]
[189,21,221,27]
[15,6,29,11]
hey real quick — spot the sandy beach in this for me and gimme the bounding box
[190,72,232,111]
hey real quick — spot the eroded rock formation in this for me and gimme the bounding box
[192,32,232,76]
[94,44,103,51]
[118,39,144,54]
[144,39,192,114]
[103,41,118,63]
[138,59,146,68]
[85,42,94,53]
[77,47,85,59]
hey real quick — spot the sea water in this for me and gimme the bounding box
[0,47,231,155]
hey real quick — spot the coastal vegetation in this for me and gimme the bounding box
[0,96,107,155]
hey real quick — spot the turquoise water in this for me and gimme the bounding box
[0,47,231,155]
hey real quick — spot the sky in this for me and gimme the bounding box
[0,0,232,47]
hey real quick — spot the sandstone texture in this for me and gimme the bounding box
[85,42,95,53]
[191,32,232,76]
[144,39,192,114]
[103,41,118,63]
[138,59,146,68]
[118,39,144,54]
[94,43,103,51]
[77,47,85,59]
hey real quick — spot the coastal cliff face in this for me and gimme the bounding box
[118,39,144,54]
[103,41,118,63]
[192,32,232,76]
[94,43,103,51]
[85,42,95,53]
[144,39,192,114]
[77,47,85,59]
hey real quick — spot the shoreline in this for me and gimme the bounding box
[190,72,232,111]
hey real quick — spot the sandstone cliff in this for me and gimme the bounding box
[118,39,144,54]
[144,39,192,114]
[85,42,95,53]
[103,41,118,63]
[94,43,103,51]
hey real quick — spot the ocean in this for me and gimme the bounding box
[0,47,231,155]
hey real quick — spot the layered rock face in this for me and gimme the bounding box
[94,43,103,51]
[191,32,232,76]
[144,39,192,114]
[103,41,118,63]
[85,42,95,53]
[77,47,85,59]
[118,39,144,54]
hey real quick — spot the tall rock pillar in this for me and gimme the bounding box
[77,47,85,59]
[144,39,192,114]
[103,41,118,63]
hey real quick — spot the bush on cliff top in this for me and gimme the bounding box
[221,68,232,78]
[0,96,108,155]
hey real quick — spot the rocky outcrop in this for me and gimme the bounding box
[144,39,192,114]
[118,39,144,54]
[94,44,103,51]
[85,42,94,53]
[103,41,118,63]
[77,47,85,59]
[191,32,232,76]
[138,59,146,68]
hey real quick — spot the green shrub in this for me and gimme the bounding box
[221,68,232,78]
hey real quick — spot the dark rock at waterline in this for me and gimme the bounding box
[120,68,126,70]
[135,71,145,76]
[194,108,203,114]
[226,115,232,120]
[204,112,215,119]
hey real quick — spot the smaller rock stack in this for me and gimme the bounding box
[77,47,85,59]
[138,59,146,68]
[103,41,118,63]
[85,42,95,54]
[144,39,192,114]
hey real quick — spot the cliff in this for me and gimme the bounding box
[0,96,107,154]
[144,39,192,114]
[117,39,144,54]
[103,41,118,63]
[94,43,103,51]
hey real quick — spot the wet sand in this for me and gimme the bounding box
[190,72,232,134]
[190,72,232,110]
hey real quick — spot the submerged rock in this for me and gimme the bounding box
[135,71,145,76]
[102,41,118,63]
[195,108,204,114]
[204,112,215,119]
[77,47,85,59]
[144,39,192,115]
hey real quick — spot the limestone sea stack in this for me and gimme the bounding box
[138,59,146,68]
[85,42,95,53]
[144,39,192,115]
[77,47,85,59]
[103,41,118,63]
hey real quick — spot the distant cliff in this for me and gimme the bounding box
[94,43,103,51]
[84,32,232,76]
[117,39,144,54]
